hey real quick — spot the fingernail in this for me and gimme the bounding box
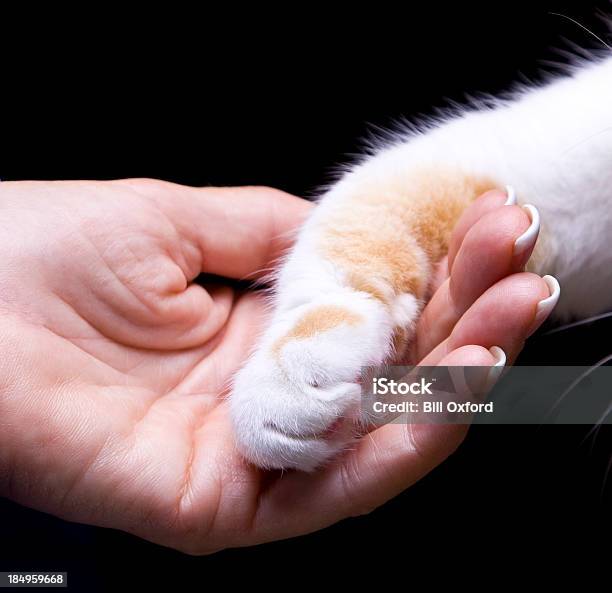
[513,204,540,259]
[485,346,506,392]
[448,365,471,400]
[453,346,506,399]
[528,275,561,336]
[504,185,517,206]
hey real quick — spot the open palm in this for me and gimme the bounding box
[0,179,550,553]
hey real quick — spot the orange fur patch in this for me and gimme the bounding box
[320,169,495,303]
[272,305,362,355]
[391,327,410,359]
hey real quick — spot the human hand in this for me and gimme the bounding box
[0,181,555,553]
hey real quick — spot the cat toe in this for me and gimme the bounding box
[230,357,361,471]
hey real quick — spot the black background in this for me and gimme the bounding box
[1,1,610,589]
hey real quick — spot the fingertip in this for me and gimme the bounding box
[513,204,541,264]
[448,188,509,270]
[447,271,553,363]
[171,282,235,345]
[527,274,561,336]
[437,344,497,367]
[448,205,535,311]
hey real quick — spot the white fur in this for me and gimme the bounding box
[231,57,612,471]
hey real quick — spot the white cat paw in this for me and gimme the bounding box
[230,291,400,471]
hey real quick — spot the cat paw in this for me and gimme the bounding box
[230,291,406,471]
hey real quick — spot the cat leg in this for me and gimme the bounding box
[230,169,494,471]
[232,57,612,470]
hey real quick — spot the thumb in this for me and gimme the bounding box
[137,180,313,280]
